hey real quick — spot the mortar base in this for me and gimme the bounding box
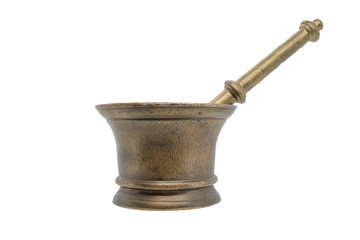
[113,186,221,210]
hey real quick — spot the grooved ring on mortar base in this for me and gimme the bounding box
[115,175,218,191]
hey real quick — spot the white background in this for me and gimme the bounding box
[1,1,359,239]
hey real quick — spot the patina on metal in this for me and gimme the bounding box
[96,103,236,210]
[96,19,323,210]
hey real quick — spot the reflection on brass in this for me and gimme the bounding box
[96,20,322,210]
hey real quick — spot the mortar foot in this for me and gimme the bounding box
[113,186,221,210]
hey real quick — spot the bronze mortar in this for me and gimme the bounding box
[96,19,323,210]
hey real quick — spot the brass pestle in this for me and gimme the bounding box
[96,19,323,210]
[211,19,323,105]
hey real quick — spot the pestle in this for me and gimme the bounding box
[210,19,323,105]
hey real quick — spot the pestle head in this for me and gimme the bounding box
[300,19,323,42]
[314,19,323,30]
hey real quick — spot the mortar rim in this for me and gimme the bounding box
[95,102,237,110]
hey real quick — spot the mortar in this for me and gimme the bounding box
[96,19,323,210]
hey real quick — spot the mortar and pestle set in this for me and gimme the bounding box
[96,19,323,210]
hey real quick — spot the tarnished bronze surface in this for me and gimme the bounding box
[96,103,236,210]
[96,19,323,210]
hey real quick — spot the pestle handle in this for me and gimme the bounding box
[210,19,323,105]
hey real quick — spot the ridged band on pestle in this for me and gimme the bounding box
[115,175,218,191]
[225,80,246,103]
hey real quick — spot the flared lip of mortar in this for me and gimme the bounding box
[95,102,237,120]
[95,102,236,109]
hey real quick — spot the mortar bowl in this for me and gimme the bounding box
[96,102,236,210]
